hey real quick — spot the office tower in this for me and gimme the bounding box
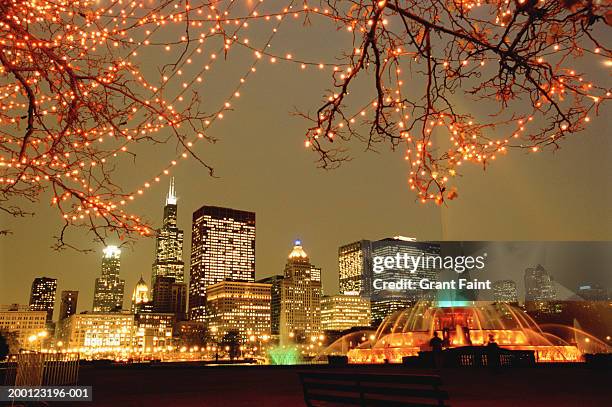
[151,178,185,289]
[524,264,556,301]
[131,276,151,313]
[371,299,413,326]
[257,275,284,336]
[0,304,47,348]
[370,237,440,302]
[206,280,271,341]
[338,240,372,296]
[59,291,79,321]
[93,246,126,312]
[189,206,255,321]
[279,240,322,344]
[321,294,371,331]
[57,312,134,351]
[29,277,57,322]
[524,264,557,312]
[134,312,175,352]
[492,280,519,303]
[153,276,187,320]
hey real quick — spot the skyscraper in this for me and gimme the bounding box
[492,280,519,303]
[338,237,440,302]
[59,290,79,321]
[524,264,556,302]
[524,264,557,312]
[370,237,440,303]
[338,240,372,296]
[93,246,125,312]
[153,276,187,320]
[257,275,283,336]
[279,240,322,344]
[131,276,151,313]
[189,206,256,321]
[29,277,57,322]
[151,178,185,289]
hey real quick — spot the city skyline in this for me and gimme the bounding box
[2,193,611,318]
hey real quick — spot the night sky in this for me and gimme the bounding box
[1,2,610,314]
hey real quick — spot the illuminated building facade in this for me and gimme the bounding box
[131,276,151,313]
[29,277,57,322]
[338,238,440,302]
[135,313,175,352]
[151,178,185,288]
[257,275,283,336]
[59,291,79,321]
[321,294,371,331]
[371,299,414,326]
[206,280,271,341]
[189,206,255,321]
[370,238,440,302]
[492,280,519,303]
[338,240,372,297]
[57,312,134,352]
[279,241,322,343]
[93,246,126,312]
[153,276,187,320]
[0,304,47,347]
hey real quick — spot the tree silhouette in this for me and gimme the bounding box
[0,331,10,360]
[1,1,609,245]
[221,330,241,360]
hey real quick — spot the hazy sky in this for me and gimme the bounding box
[1,2,610,315]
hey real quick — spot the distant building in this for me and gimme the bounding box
[131,276,151,313]
[321,294,371,331]
[492,280,519,303]
[577,284,608,301]
[152,276,187,320]
[256,275,283,336]
[371,299,414,325]
[338,240,372,297]
[59,291,79,321]
[0,304,47,348]
[205,280,271,341]
[134,313,175,352]
[524,264,557,312]
[151,178,185,289]
[189,206,255,321]
[93,246,125,312]
[57,312,134,352]
[279,241,322,344]
[29,277,57,322]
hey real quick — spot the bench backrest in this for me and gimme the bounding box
[299,371,450,407]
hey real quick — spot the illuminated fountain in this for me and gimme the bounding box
[267,346,300,365]
[346,300,610,364]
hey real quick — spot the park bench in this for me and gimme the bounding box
[299,371,450,407]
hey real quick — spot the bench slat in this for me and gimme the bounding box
[299,372,450,407]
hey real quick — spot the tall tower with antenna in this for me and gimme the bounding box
[151,178,185,288]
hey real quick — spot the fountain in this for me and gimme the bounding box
[267,346,300,365]
[346,300,610,364]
